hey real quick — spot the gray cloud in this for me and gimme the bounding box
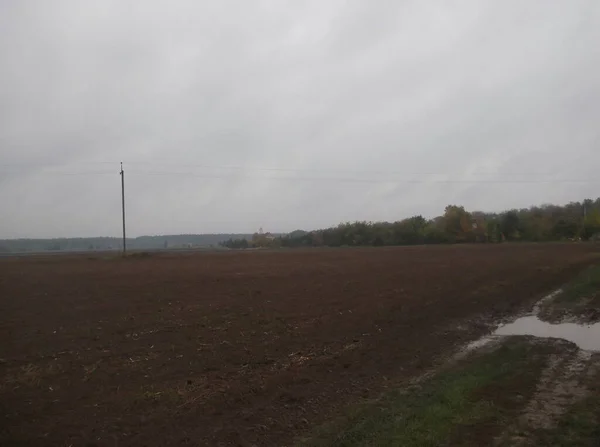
[1,0,599,237]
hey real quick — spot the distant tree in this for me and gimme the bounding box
[391,217,426,245]
[486,218,501,243]
[500,211,520,240]
[423,220,450,244]
[552,219,578,239]
[311,231,324,246]
[287,230,308,239]
[442,205,472,242]
[220,238,250,249]
[583,209,600,239]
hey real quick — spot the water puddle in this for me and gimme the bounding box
[495,317,600,352]
[461,289,600,354]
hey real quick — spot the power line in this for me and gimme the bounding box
[0,171,117,176]
[120,162,567,177]
[0,167,599,184]
[0,161,116,167]
[124,162,550,175]
[0,160,571,177]
[125,171,600,184]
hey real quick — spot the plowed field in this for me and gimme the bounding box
[1,244,599,446]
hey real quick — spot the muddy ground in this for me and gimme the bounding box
[301,335,600,447]
[1,244,599,446]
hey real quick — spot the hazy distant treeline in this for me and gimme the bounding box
[0,234,253,253]
[4,197,600,254]
[222,198,600,249]
[277,198,600,248]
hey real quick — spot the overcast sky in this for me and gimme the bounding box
[1,1,599,238]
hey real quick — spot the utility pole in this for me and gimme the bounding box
[120,162,127,255]
[583,202,587,240]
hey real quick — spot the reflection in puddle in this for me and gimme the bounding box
[459,290,600,355]
[494,317,600,352]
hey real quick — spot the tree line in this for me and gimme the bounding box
[221,198,600,249]
[0,234,254,253]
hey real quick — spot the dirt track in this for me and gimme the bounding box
[1,244,599,446]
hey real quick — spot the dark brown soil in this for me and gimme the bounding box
[1,244,598,446]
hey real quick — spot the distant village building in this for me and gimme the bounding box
[252,229,278,248]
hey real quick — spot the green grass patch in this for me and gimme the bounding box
[298,338,552,447]
[540,264,600,321]
[557,264,600,304]
[532,393,600,446]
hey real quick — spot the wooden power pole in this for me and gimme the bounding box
[120,162,126,254]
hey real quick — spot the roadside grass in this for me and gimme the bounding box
[530,365,600,447]
[298,338,552,447]
[557,264,600,304]
[540,264,600,322]
[532,396,600,446]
